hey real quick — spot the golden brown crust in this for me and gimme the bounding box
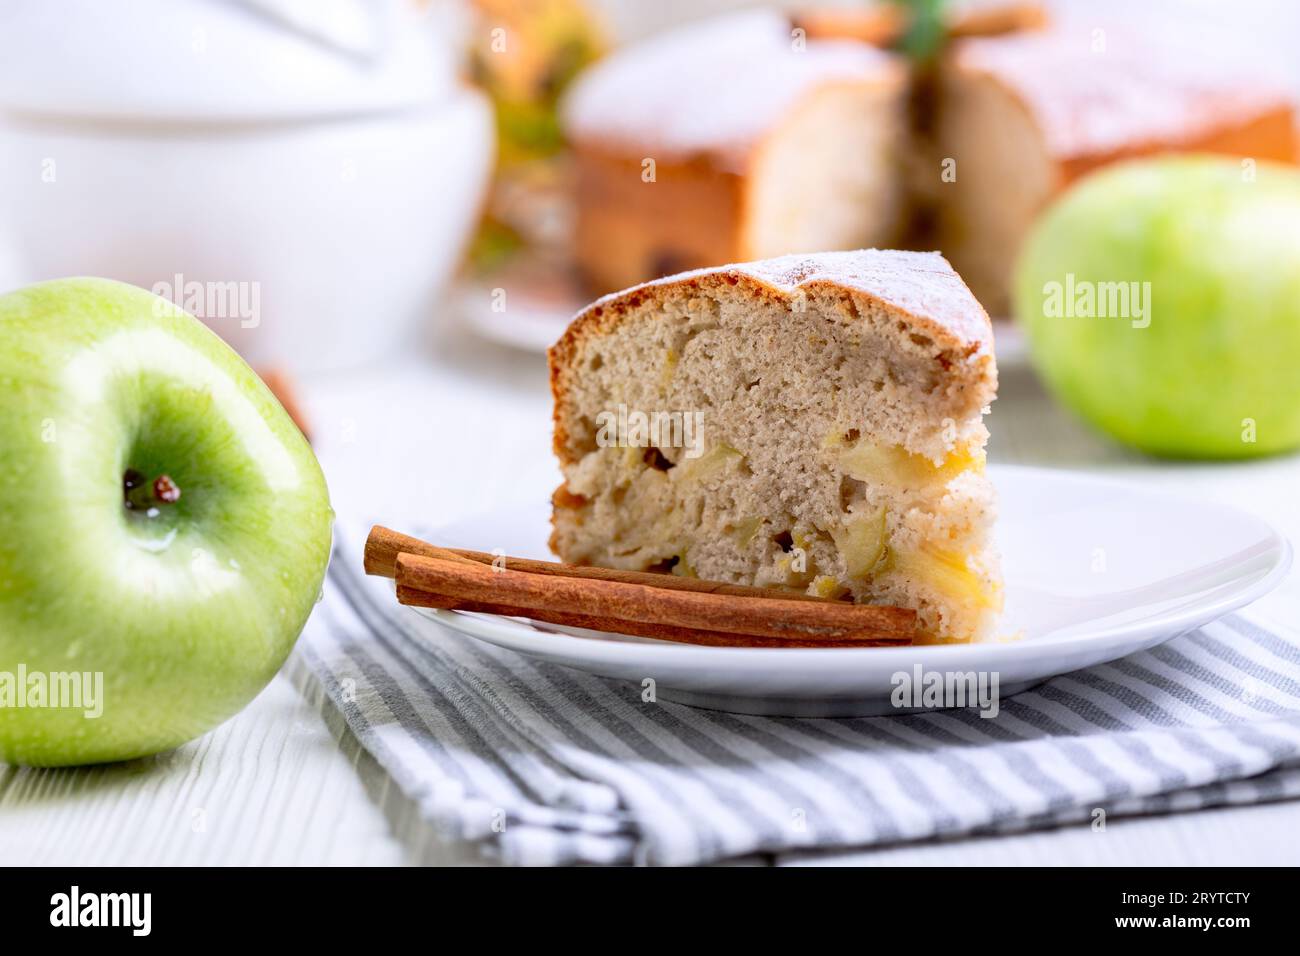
[1056,106,1298,187]
[791,6,906,47]
[548,249,993,467]
[570,69,907,295]
[571,146,746,294]
[946,1,1049,39]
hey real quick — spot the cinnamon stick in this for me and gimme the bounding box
[366,525,829,602]
[393,552,914,643]
[395,585,904,648]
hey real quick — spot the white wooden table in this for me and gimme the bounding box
[4,326,1298,865]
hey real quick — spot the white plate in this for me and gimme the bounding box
[454,274,581,354]
[457,284,574,354]
[405,465,1291,717]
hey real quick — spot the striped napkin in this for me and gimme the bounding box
[298,529,1300,866]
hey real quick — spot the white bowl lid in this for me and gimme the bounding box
[0,0,461,122]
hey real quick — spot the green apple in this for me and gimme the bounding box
[1014,156,1300,458]
[0,278,332,766]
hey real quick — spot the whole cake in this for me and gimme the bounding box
[562,7,1298,311]
[937,25,1299,313]
[561,9,907,294]
[549,250,1000,643]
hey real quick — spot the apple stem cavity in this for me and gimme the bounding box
[124,469,181,512]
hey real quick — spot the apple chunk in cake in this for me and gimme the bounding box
[548,250,1000,642]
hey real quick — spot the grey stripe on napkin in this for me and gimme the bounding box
[297,529,1300,865]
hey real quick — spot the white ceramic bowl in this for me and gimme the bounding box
[0,89,493,369]
[0,0,492,370]
[0,0,459,122]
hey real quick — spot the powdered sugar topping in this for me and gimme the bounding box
[955,24,1295,158]
[578,249,994,356]
[561,9,901,168]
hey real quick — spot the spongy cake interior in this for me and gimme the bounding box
[550,270,1000,642]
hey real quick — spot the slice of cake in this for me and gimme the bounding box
[561,10,907,295]
[549,250,1000,643]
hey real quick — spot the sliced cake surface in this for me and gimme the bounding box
[549,250,1000,643]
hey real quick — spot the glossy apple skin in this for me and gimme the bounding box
[0,278,332,765]
[1014,157,1300,458]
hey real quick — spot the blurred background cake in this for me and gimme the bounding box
[934,21,1299,312]
[561,9,908,294]
[554,1,1298,313]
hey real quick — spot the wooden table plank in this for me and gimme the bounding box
[0,662,405,865]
